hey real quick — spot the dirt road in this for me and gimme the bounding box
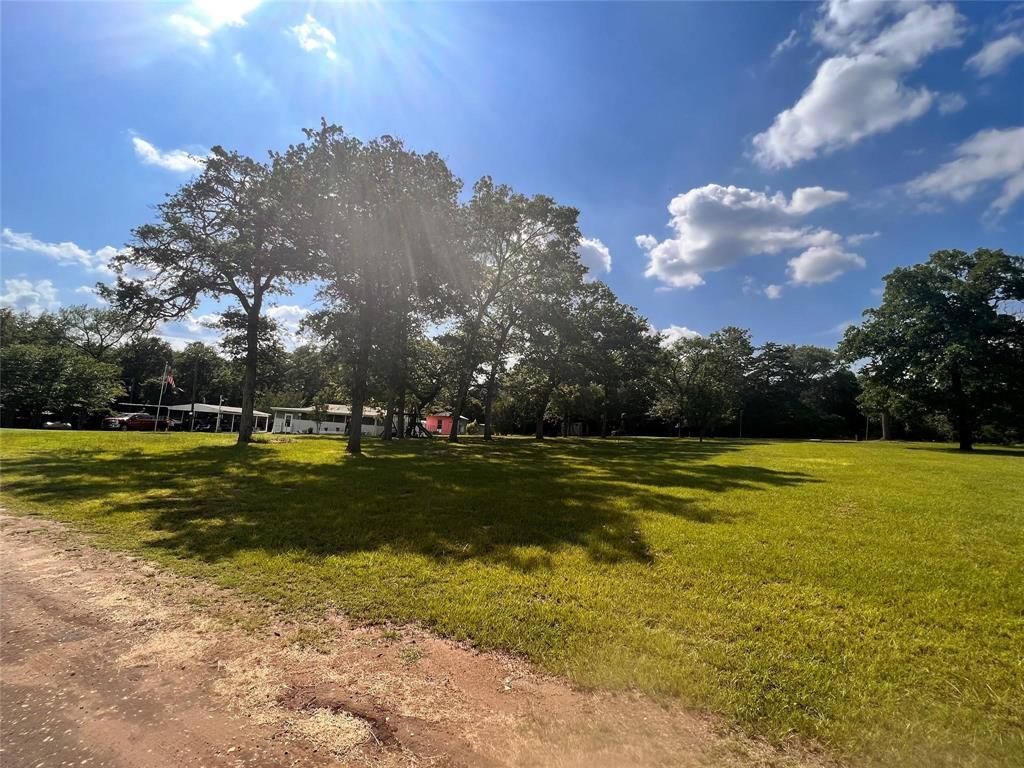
[0,514,832,768]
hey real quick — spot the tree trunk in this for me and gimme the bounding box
[534,383,554,441]
[236,299,261,445]
[449,314,488,443]
[951,365,973,451]
[449,374,470,444]
[880,411,891,441]
[346,312,373,455]
[482,361,499,441]
[382,399,395,441]
[600,408,608,438]
[396,391,406,440]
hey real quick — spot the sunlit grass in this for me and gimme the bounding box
[1,430,1021,766]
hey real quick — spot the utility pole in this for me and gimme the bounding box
[215,395,224,433]
[189,359,199,432]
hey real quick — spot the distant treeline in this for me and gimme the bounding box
[2,122,1021,450]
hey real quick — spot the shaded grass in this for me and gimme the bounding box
[1,430,1022,765]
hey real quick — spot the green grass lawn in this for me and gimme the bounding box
[1,430,1021,765]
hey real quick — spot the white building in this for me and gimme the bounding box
[270,403,386,436]
[165,403,271,433]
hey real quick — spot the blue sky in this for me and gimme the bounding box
[2,1,1022,349]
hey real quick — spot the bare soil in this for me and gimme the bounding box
[0,513,837,767]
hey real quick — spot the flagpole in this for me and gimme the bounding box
[154,362,168,433]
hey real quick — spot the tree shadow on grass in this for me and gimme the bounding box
[1,437,817,570]
[902,444,1024,458]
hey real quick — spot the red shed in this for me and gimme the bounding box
[426,412,469,436]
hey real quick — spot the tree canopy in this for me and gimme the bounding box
[840,248,1024,450]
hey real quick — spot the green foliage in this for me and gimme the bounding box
[446,176,585,440]
[744,343,861,438]
[656,327,753,438]
[1,432,1021,766]
[102,145,319,443]
[0,344,123,423]
[296,122,466,452]
[840,248,1024,449]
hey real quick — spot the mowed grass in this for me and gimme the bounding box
[1,431,1021,765]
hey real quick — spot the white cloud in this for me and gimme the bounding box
[131,136,207,173]
[1,278,60,315]
[157,313,223,352]
[847,231,881,245]
[1,228,116,275]
[772,29,799,58]
[577,237,612,276]
[73,285,108,304]
[290,14,338,61]
[753,2,964,168]
[660,325,702,345]
[937,92,967,114]
[787,245,865,284]
[636,184,857,289]
[169,0,262,47]
[788,186,849,214]
[743,276,785,299]
[268,304,311,348]
[966,34,1024,77]
[184,313,222,333]
[907,125,1024,215]
[634,234,658,251]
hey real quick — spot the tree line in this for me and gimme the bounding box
[2,122,1021,451]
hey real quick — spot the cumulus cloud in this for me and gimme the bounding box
[966,34,1024,77]
[764,284,784,299]
[1,278,60,315]
[753,1,964,169]
[577,237,612,276]
[2,228,116,275]
[268,304,311,348]
[937,92,967,114]
[636,184,859,289]
[290,14,338,61]
[787,245,865,284]
[169,0,262,47]
[659,325,702,345]
[907,125,1024,215]
[788,186,850,214]
[132,136,207,173]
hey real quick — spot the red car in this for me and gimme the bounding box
[103,412,173,431]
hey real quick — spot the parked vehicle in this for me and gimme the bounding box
[102,412,172,431]
[42,421,73,430]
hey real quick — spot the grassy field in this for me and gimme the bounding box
[1,430,1021,765]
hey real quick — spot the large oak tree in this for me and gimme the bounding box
[298,123,465,453]
[840,248,1024,451]
[101,146,317,444]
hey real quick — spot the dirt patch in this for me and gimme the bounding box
[0,512,838,767]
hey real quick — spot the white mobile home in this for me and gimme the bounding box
[271,403,386,436]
